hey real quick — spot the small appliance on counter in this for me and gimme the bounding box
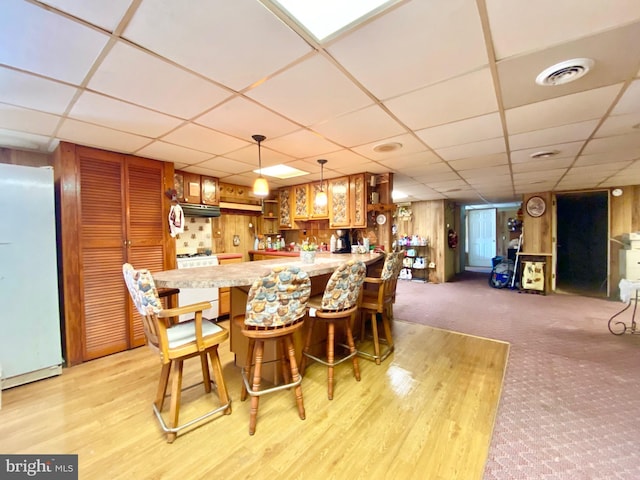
[333,229,352,253]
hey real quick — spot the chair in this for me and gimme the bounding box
[235,265,311,435]
[300,260,367,400]
[122,264,231,443]
[358,251,404,364]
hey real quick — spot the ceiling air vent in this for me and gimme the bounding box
[535,58,594,86]
[530,150,559,159]
[373,142,402,153]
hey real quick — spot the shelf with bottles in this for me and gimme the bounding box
[399,236,429,282]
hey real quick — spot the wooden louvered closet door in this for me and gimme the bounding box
[78,148,166,360]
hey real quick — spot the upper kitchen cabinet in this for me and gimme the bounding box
[279,187,293,229]
[350,174,366,228]
[328,177,350,228]
[293,184,310,221]
[201,175,219,205]
[261,199,279,235]
[174,171,201,204]
[54,142,174,366]
[309,181,329,219]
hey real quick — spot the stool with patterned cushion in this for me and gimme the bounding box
[122,264,230,443]
[235,265,311,435]
[300,260,367,400]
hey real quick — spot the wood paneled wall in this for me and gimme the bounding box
[214,211,261,261]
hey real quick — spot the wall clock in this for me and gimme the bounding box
[526,196,546,217]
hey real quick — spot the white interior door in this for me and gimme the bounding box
[468,208,497,267]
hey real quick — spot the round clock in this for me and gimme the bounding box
[526,196,546,217]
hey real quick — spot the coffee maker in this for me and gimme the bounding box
[334,229,351,253]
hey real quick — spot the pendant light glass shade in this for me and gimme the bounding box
[252,134,269,197]
[315,159,328,207]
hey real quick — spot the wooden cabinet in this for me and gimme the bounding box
[54,142,173,365]
[201,175,219,205]
[279,188,293,229]
[174,171,201,203]
[217,256,242,317]
[310,181,329,219]
[261,199,279,234]
[350,174,367,228]
[328,176,350,227]
[293,184,310,220]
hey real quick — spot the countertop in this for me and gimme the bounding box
[248,250,299,257]
[215,253,243,260]
[154,252,383,289]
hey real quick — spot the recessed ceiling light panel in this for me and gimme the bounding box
[535,58,595,86]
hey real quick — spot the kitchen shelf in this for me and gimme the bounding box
[400,244,429,282]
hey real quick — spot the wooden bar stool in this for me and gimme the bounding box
[234,265,311,435]
[359,251,403,364]
[300,260,367,400]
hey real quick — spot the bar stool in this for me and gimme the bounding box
[122,264,230,443]
[359,251,403,364]
[300,260,367,400]
[235,265,311,435]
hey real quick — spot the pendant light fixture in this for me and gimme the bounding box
[315,159,328,207]
[252,134,269,197]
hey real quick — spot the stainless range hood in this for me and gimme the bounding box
[180,203,221,217]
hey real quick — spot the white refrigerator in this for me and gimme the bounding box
[0,163,63,390]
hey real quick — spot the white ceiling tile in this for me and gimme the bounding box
[583,132,640,154]
[0,128,55,152]
[0,0,109,84]
[69,91,183,137]
[195,156,259,175]
[414,172,462,184]
[124,0,311,91]
[195,97,300,141]
[331,161,389,175]
[466,174,513,187]
[385,69,498,130]
[39,0,134,31]
[568,161,632,174]
[137,141,213,164]
[459,165,511,180]
[89,41,232,119]
[262,129,342,159]
[311,105,406,147]
[0,104,60,136]
[328,0,487,99]
[247,54,372,127]
[162,124,249,155]
[512,157,574,173]
[305,149,372,167]
[436,137,506,161]
[416,113,503,150]
[510,141,584,163]
[427,179,470,192]
[596,113,640,137]
[486,0,640,59]
[506,85,623,135]
[447,153,509,171]
[514,168,566,182]
[223,143,295,166]
[574,149,640,166]
[508,120,598,150]
[57,118,150,152]
[0,68,78,115]
[351,134,430,161]
[377,151,442,171]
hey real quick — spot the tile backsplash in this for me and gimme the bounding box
[175,217,213,255]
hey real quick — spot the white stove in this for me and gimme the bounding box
[176,254,219,322]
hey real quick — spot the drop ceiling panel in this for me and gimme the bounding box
[485,0,640,60]
[162,124,249,155]
[223,144,295,166]
[497,22,640,109]
[414,172,462,184]
[613,79,640,114]
[57,118,150,152]
[583,133,640,154]
[514,168,567,182]
[505,84,622,135]
[351,133,431,161]
[264,129,342,158]
[88,41,232,119]
[247,54,372,127]
[69,92,183,137]
[0,68,78,115]
[510,141,584,163]
[436,137,506,162]
[574,149,640,166]
[195,156,258,175]
[137,141,213,164]
[194,97,300,141]
[303,149,372,167]
[39,0,134,31]
[416,113,503,150]
[330,161,389,175]
[123,0,312,90]
[459,165,511,180]
[311,105,406,147]
[596,113,640,137]
[512,157,574,173]
[377,151,443,171]
[328,0,487,99]
[0,104,61,136]
[0,128,54,152]
[0,0,109,84]
[384,68,498,130]
[447,153,509,171]
[508,120,598,150]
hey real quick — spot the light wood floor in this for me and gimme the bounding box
[0,320,509,480]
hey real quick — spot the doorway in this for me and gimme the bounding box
[467,208,497,268]
[555,191,608,297]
